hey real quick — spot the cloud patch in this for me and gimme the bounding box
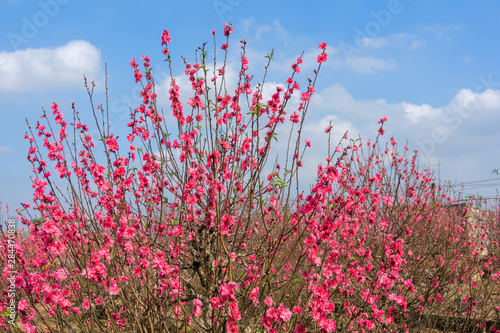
[403,89,500,126]
[0,40,101,93]
[417,24,464,41]
[0,146,12,154]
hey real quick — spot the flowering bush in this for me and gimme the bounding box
[1,24,500,332]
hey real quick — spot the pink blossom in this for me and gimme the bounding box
[320,319,336,332]
[54,268,67,281]
[161,29,171,45]
[82,297,90,310]
[186,195,197,206]
[317,53,328,63]
[277,303,292,322]
[109,279,120,295]
[241,56,249,70]
[294,324,305,333]
[106,136,119,152]
[378,116,388,123]
[223,23,234,37]
[134,69,142,82]
[290,112,300,123]
[193,299,202,317]
[229,301,241,320]
[249,287,259,305]
[123,227,135,239]
[23,323,36,333]
[18,299,29,311]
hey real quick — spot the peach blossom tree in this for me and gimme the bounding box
[1,24,499,333]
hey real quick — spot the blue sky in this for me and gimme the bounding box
[1,0,500,216]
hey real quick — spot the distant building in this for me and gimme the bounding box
[448,202,498,257]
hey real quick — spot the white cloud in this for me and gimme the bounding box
[241,18,289,43]
[357,33,413,50]
[456,88,500,110]
[0,40,101,93]
[339,33,425,72]
[403,89,500,126]
[239,19,412,75]
[344,55,396,73]
[462,55,474,64]
[309,83,500,151]
[0,146,12,154]
[308,84,401,141]
[402,102,440,124]
[357,36,388,50]
[267,47,395,74]
[417,24,464,41]
[409,40,425,50]
[304,84,500,196]
[312,84,391,117]
[328,33,424,73]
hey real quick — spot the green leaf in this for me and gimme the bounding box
[42,258,58,270]
[273,174,288,189]
[249,103,271,115]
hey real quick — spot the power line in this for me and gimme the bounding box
[447,177,500,187]
[463,184,496,188]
